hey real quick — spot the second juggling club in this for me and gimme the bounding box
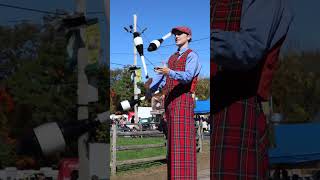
[118,90,160,111]
[147,32,172,52]
[133,32,148,79]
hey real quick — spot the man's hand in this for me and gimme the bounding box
[158,67,170,75]
[144,78,153,89]
[144,78,155,100]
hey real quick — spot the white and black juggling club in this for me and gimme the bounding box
[118,90,160,111]
[147,32,172,52]
[133,32,148,79]
[17,112,108,156]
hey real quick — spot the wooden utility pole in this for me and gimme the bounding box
[74,1,90,179]
[74,0,109,179]
[75,0,88,120]
[133,14,140,124]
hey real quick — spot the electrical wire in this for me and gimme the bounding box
[0,3,66,15]
[111,35,209,56]
[110,62,153,67]
[87,11,104,15]
[110,62,128,66]
[137,25,165,59]
[160,37,210,48]
[143,55,156,67]
[0,3,104,16]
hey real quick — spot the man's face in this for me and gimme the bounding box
[174,31,191,47]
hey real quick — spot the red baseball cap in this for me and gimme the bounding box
[171,26,192,36]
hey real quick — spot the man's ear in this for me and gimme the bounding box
[187,35,192,41]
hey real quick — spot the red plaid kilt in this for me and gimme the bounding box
[210,97,269,179]
[165,92,197,180]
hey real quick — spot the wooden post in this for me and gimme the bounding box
[111,123,117,175]
[199,119,203,152]
[133,14,140,125]
[195,120,202,153]
[195,121,199,152]
[139,122,143,138]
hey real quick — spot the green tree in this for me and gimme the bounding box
[1,18,110,167]
[272,51,320,123]
[0,22,78,167]
[195,77,210,100]
[110,67,134,112]
[5,25,77,126]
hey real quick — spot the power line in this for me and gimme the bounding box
[196,48,211,52]
[110,62,154,67]
[111,53,158,68]
[111,52,134,55]
[191,37,210,42]
[6,19,33,23]
[111,36,209,56]
[0,3,104,16]
[137,25,165,60]
[87,11,104,15]
[110,62,128,66]
[160,37,210,48]
[0,3,65,15]
[111,47,210,56]
[139,36,209,50]
[143,55,156,67]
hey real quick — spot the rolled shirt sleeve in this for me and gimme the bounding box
[149,49,202,91]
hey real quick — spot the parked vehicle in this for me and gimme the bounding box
[139,118,152,131]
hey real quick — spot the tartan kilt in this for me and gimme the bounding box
[210,97,269,180]
[165,92,197,180]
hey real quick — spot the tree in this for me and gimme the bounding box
[110,67,134,112]
[271,51,320,123]
[0,22,77,168]
[0,17,109,167]
[195,77,210,100]
[4,25,77,126]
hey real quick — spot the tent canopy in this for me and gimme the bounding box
[192,99,320,165]
[193,101,320,165]
[194,99,210,114]
[269,123,320,165]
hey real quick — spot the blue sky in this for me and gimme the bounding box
[109,0,320,80]
[110,0,210,80]
[1,0,320,79]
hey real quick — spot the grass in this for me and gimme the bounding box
[116,137,167,161]
[117,147,167,161]
[111,136,167,174]
[112,137,209,175]
[117,137,165,146]
[116,160,166,174]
